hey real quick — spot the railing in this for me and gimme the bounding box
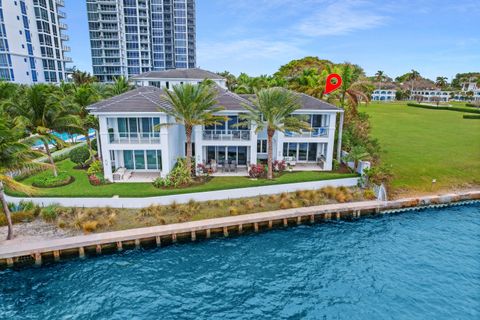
[105,132,161,144]
[284,127,329,138]
[202,130,251,141]
[55,0,65,7]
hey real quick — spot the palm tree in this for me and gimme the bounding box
[158,83,225,174]
[6,84,80,177]
[240,88,311,180]
[71,70,97,86]
[375,70,385,83]
[106,76,132,97]
[0,111,44,240]
[435,76,448,89]
[407,70,421,96]
[70,84,100,152]
[336,64,370,111]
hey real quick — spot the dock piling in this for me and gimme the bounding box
[117,241,123,251]
[79,247,85,259]
[34,252,42,266]
[191,231,196,241]
[53,250,60,262]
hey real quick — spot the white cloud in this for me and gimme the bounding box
[297,1,387,36]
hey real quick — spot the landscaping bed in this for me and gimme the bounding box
[31,171,74,188]
[8,159,357,198]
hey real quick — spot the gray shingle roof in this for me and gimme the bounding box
[88,86,169,113]
[239,91,342,111]
[88,85,251,114]
[130,68,225,80]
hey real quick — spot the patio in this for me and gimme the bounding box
[114,171,161,183]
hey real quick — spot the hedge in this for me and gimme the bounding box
[31,171,74,188]
[463,114,480,119]
[466,103,480,108]
[407,103,480,114]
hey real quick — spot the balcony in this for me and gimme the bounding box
[62,45,71,52]
[60,33,69,41]
[105,132,161,144]
[55,0,65,7]
[58,10,66,18]
[59,22,68,29]
[64,56,72,62]
[202,130,251,141]
[284,127,329,138]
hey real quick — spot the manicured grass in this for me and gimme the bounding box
[8,160,356,198]
[362,102,480,194]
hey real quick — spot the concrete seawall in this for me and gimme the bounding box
[1,190,479,268]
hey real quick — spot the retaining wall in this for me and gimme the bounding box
[6,177,360,208]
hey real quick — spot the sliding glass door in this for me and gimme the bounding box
[205,146,248,165]
[122,150,162,171]
[283,143,320,162]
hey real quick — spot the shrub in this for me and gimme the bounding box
[248,164,265,178]
[69,146,90,166]
[0,211,36,226]
[153,158,192,188]
[87,160,103,176]
[229,206,239,215]
[196,163,212,176]
[363,189,377,200]
[41,205,60,221]
[463,114,480,119]
[81,220,99,233]
[88,174,102,186]
[31,171,73,188]
[272,160,286,173]
[91,138,98,150]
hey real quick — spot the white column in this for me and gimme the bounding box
[249,124,257,165]
[336,112,344,162]
[276,132,285,161]
[159,115,170,178]
[99,116,113,181]
[194,125,203,165]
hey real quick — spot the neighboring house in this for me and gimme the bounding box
[130,68,227,90]
[455,80,480,102]
[89,72,344,182]
[410,89,450,102]
[372,89,396,101]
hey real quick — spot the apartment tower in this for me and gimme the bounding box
[0,0,71,84]
[86,0,196,82]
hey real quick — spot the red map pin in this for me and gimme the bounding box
[324,73,342,94]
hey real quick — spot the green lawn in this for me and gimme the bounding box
[8,160,356,198]
[362,102,480,194]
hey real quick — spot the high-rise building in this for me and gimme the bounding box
[0,0,71,84]
[86,0,196,83]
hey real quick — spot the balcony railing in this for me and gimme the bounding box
[202,130,251,141]
[105,132,161,144]
[284,127,329,138]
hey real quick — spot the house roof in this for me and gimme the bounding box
[88,86,170,114]
[88,85,251,114]
[130,68,225,80]
[239,91,342,112]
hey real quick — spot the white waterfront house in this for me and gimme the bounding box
[410,89,450,102]
[89,70,343,182]
[371,89,396,101]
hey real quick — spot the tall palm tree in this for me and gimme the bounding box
[71,70,97,86]
[70,84,100,152]
[407,69,421,95]
[0,111,44,240]
[335,64,370,111]
[435,76,448,89]
[6,84,80,177]
[158,83,225,174]
[106,76,132,97]
[240,88,311,180]
[375,70,385,82]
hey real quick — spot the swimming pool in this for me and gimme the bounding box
[0,204,479,319]
[33,129,96,147]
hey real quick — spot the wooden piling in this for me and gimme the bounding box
[297,216,302,225]
[34,252,42,266]
[238,224,243,234]
[223,227,229,237]
[155,236,161,247]
[117,241,123,251]
[254,222,259,232]
[96,244,102,255]
[135,239,141,249]
[191,231,196,241]
[79,247,85,259]
[283,218,288,227]
[172,233,177,243]
[268,220,273,229]
[206,229,211,238]
[53,250,60,262]
[310,215,315,223]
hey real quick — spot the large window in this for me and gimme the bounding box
[257,139,267,153]
[113,117,160,142]
[283,143,320,162]
[123,150,162,171]
[206,146,248,165]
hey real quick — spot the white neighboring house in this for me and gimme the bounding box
[89,70,344,182]
[372,89,396,101]
[458,80,480,102]
[130,68,227,90]
[410,89,451,102]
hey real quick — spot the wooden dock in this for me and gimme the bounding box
[1,191,479,268]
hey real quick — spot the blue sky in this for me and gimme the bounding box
[65,0,480,80]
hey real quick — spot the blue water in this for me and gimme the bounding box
[33,129,96,147]
[1,204,479,319]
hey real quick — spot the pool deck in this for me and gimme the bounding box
[1,190,479,268]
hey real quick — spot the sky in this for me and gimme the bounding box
[65,0,480,81]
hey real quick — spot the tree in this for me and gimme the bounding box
[106,76,132,97]
[240,88,311,180]
[335,63,371,111]
[217,71,237,91]
[70,84,100,152]
[71,70,97,86]
[435,76,448,89]
[158,83,225,174]
[406,69,421,94]
[6,84,80,177]
[375,70,385,83]
[0,111,44,240]
[344,145,370,172]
